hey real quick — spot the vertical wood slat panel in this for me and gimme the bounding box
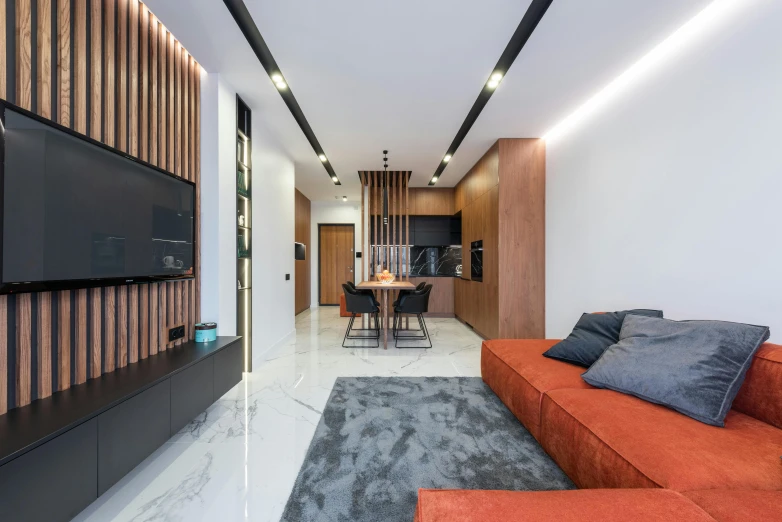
[129,285,138,363]
[16,0,32,110]
[139,4,148,161]
[73,0,87,134]
[75,289,87,385]
[37,292,52,399]
[182,283,188,344]
[140,284,148,358]
[117,0,127,151]
[90,287,101,378]
[150,283,158,355]
[128,0,138,157]
[176,283,183,346]
[167,281,174,349]
[0,296,7,414]
[89,0,100,139]
[36,0,52,118]
[159,27,166,170]
[149,15,157,166]
[104,287,115,372]
[103,0,114,147]
[0,0,6,99]
[16,294,32,407]
[167,31,173,171]
[118,286,127,367]
[174,42,180,176]
[56,0,70,126]
[159,282,166,351]
[57,291,70,390]
[182,52,189,180]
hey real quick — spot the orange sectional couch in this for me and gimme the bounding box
[415,339,782,521]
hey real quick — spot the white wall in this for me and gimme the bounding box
[546,1,782,341]
[200,73,237,335]
[251,119,296,357]
[310,202,362,307]
[200,72,296,360]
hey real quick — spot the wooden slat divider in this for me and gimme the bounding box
[159,282,167,351]
[89,0,100,138]
[182,51,188,180]
[104,287,115,372]
[150,283,158,354]
[90,288,101,377]
[159,28,167,169]
[16,294,33,407]
[103,0,114,146]
[167,281,174,349]
[73,0,86,134]
[167,31,173,171]
[74,289,87,385]
[117,286,127,367]
[139,4,148,161]
[36,0,52,118]
[16,0,33,110]
[149,15,157,165]
[56,0,70,126]
[128,0,138,156]
[174,42,180,176]
[140,284,148,359]
[57,291,70,390]
[117,0,127,151]
[128,285,138,363]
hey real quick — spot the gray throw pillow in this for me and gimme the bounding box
[582,315,770,427]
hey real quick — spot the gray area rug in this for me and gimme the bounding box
[281,377,574,522]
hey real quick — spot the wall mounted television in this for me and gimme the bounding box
[0,101,195,294]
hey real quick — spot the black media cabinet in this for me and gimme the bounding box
[0,336,242,522]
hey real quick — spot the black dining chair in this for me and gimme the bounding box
[342,283,381,348]
[393,282,426,308]
[345,280,380,306]
[392,284,433,348]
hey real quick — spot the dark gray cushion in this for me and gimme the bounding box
[543,310,664,367]
[582,315,770,427]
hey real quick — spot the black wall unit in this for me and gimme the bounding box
[0,419,98,522]
[370,216,462,247]
[97,381,172,495]
[0,337,242,522]
[214,340,244,401]
[171,358,215,435]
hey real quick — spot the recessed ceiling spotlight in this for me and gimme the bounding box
[275,81,287,90]
[319,154,327,162]
[487,79,500,89]
[443,154,452,163]
[342,196,348,202]
[431,176,439,184]
[491,72,503,82]
[332,176,339,182]
[271,73,283,83]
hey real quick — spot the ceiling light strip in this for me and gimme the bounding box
[222,0,341,185]
[429,0,554,185]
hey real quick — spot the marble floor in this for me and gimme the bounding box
[74,307,483,522]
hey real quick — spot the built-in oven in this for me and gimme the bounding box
[470,240,483,282]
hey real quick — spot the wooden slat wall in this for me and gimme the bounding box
[1,1,201,415]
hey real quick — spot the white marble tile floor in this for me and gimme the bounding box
[73,307,483,522]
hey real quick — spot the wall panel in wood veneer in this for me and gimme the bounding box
[0,0,202,414]
[409,188,454,216]
[295,189,311,314]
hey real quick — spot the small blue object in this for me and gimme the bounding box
[195,323,217,342]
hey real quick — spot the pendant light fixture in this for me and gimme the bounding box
[382,150,389,225]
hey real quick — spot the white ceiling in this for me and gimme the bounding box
[145,0,713,201]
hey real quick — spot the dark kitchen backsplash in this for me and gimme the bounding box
[370,245,463,277]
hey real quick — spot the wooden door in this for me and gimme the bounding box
[319,225,355,305]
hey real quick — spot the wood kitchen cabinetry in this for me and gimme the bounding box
[454,139,545,340]
[408,277,454,317]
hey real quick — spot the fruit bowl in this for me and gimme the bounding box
[376,270,395,284]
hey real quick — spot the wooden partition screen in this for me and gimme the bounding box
[0,0,201,415]
[359,171,411,294]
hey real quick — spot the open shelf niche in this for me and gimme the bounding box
[237,96,253,372]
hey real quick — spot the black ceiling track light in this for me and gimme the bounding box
[429,0,554,185]
[222,0,341,185]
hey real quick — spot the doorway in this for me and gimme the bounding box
[319,224,355,305]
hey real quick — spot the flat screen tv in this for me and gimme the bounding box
[0,101,195,294]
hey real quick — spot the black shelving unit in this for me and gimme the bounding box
[237,97,252,371]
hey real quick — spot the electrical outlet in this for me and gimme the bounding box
[168,325,186,342]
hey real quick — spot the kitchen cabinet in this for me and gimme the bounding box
[409,277,454,317]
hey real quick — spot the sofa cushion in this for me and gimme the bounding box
[414,488,717,522]
[582,315,770,427]
[543,310,663,367]
[684,490,782,522]
[733,343,782,429]
[540,388,782,491]
[481,340,592,441]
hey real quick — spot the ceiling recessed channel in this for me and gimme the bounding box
[429,0,553,185]
[222,0,340,185]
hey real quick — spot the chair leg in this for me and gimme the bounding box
[419,314,432,348]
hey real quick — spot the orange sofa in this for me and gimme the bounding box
[414,340,782,520]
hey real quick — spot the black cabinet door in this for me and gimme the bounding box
[214,341,243,402]
[414,216,452,246]
[0,419,98,522]
[170,357,215,435]
[97,381,171,495]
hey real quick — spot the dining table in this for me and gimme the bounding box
[357,281,416,349]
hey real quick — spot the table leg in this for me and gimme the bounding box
[383,290,389,349]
